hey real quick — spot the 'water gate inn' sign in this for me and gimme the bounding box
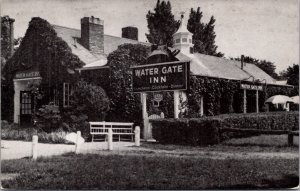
[131,61,189,93]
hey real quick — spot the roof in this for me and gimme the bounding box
[52,25,150,69]
[174,15,191,35]
[175,51,277,84]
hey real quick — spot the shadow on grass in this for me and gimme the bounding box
[213,174,299,190]
[224,142,299,148]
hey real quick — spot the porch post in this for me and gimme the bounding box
[243,89,247,113]
[200,96,204,116]
[174,90,180,118]
[141,93,148,140]
[13,80,21,123]
[256,90,259,113]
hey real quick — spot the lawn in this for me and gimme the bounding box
[2,151,299,189]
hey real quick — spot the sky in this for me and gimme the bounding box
[1,0,299,72]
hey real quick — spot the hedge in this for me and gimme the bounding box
[151,118,222,145]
[151,111,299,146]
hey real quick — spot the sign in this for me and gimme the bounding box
[15,70,41,79]
[131,61,189,93]
[153,93,163,102]
[240,83,263,91]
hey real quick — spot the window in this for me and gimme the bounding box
[53,87,59,106]
[190,47,194,54]
[63,83,72,107]
[189,39,192,43]
[182,38,187,42]
[176,38,180,43]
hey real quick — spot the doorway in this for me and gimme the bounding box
[20,91,34,126]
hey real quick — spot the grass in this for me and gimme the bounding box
[2,151,299,189]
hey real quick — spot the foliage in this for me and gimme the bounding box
[1,121,69,144]
[186,75,296,116]
[231,56,278,79]
[1,16,12,60]
[188,8,224,57]
[152,111,298,145]
[146,0,180,46]
[279,64,299,86]
[151,118,221,145]
[70,80,110,120]
[187,76,239,116]
[218,111,299,131]
[2,17,84,121]
[106,43,150,123]
[34,103,62,132]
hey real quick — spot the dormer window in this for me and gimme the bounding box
[182,38,187,42]
[176,39,180,43]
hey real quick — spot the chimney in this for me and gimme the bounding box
[122,26,138,41]
[80,16,104,55]
[1,16,15,58]
[241,54,244,70]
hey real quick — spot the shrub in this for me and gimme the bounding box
[1,121,70,144]
[218,111,299,131]
[151,118,221,145]
[34,102,62,132]
[151,111,299,146]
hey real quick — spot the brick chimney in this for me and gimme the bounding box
[1,16,15,59]
[80,16,104,55]
[241,54,244,70]
[122,26,138,41]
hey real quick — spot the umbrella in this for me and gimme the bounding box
[291,96,299,104]
[265,95,293,104]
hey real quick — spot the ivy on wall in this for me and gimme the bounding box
[186,75,297,117]
[106,43,150,123]
[2,17,85,121]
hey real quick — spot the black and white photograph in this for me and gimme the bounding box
[0,0,299,189]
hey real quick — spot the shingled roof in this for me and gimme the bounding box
[174,51,277,84]
[52,25,150,69]
[53,25,279,85]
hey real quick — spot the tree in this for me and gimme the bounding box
[188,7,224,57]
[107,43,150,123]
[280,64,299,86]
[231,56,278,79]
[146,0,180,47]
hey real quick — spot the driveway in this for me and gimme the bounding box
[1,140,135,160]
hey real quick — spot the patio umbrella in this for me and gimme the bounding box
[265,95,293,104]
[291,96,299,104]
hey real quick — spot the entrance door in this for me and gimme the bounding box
[20,91,34,126]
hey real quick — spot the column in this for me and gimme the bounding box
[256,90,259,113]
[200,96,204,116]
[141,93,148,140]
[174,91,180,118]
[243,89,247,113]
[13,81,20,123]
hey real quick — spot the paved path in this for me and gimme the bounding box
[1,140,135,160]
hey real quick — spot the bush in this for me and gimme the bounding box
[1,121,70,144]
[218,111,299,131]
[151,111,299,146]
[151,118,221,145]
[34,102,62,132]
